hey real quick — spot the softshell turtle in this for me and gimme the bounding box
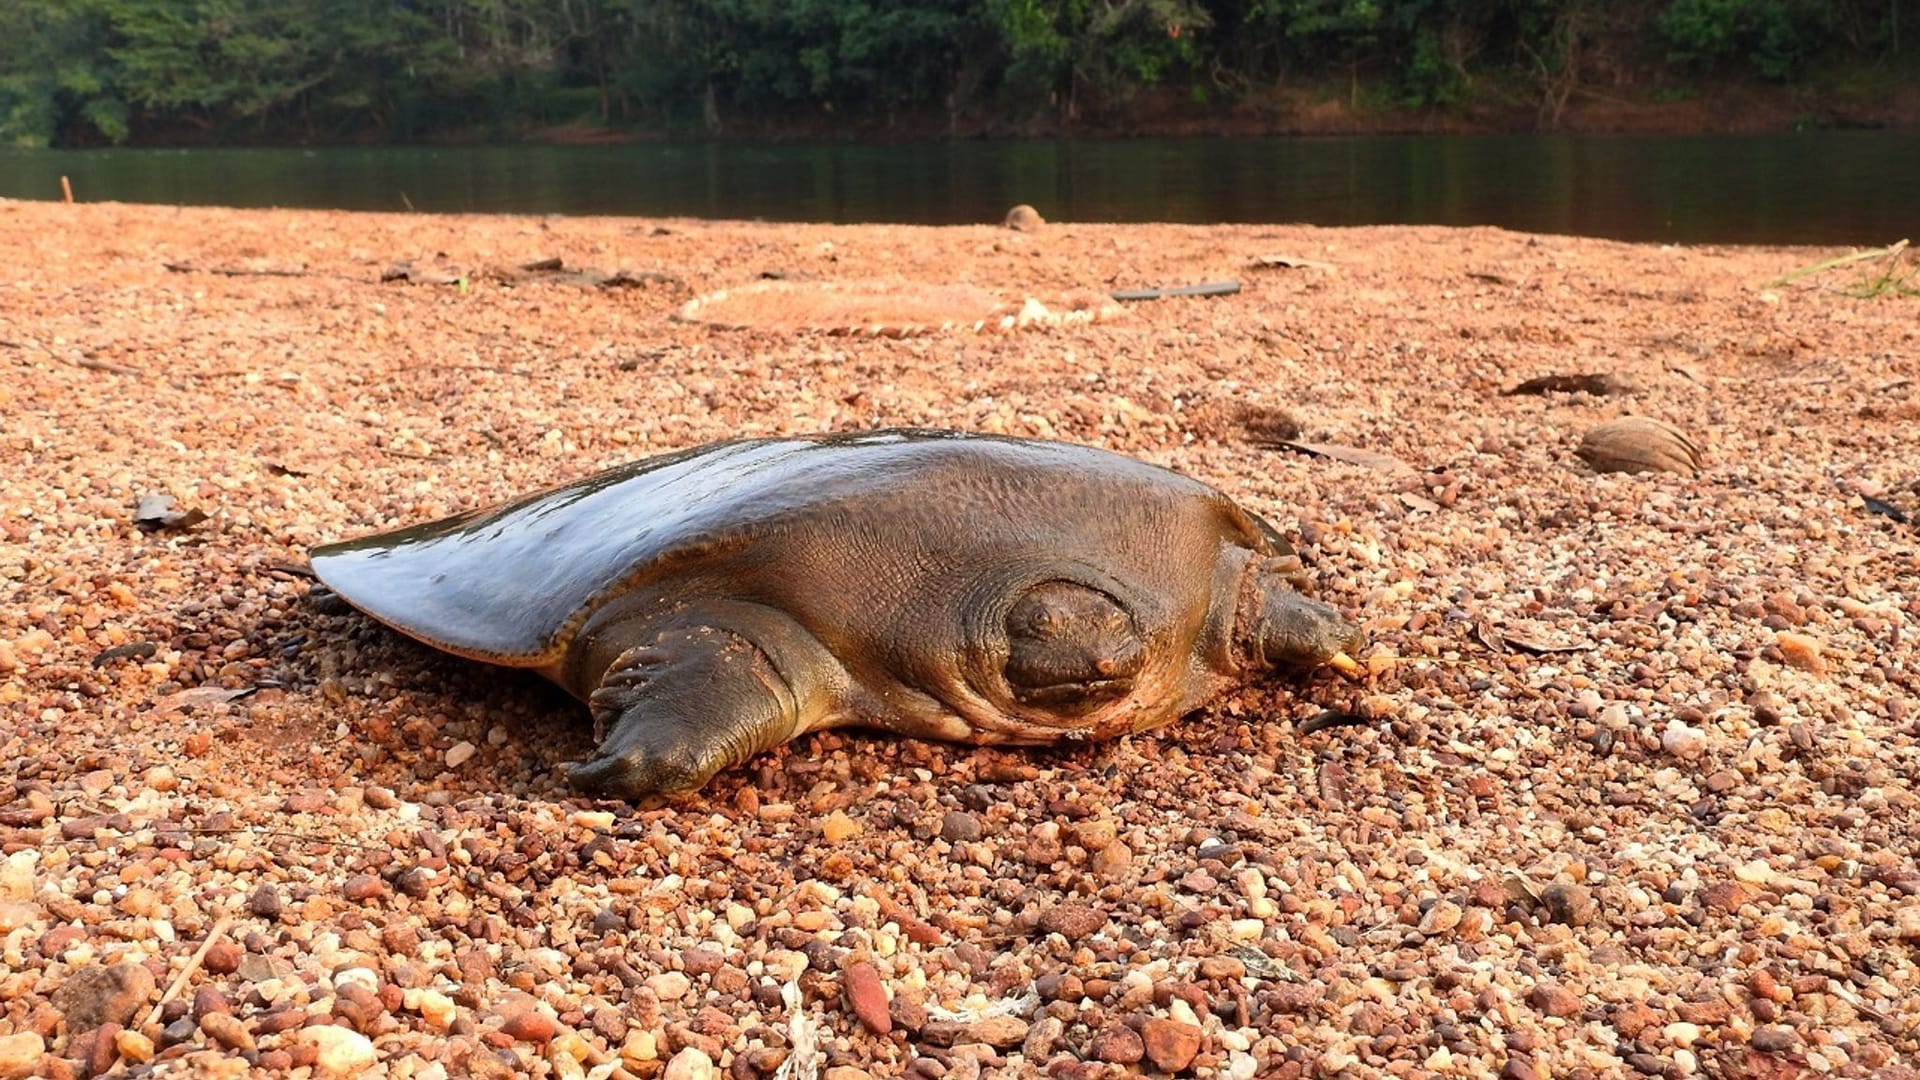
[309,430,1361,797]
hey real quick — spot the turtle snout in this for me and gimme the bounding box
[1003,581,1146,713]
[1253,591,1363,672]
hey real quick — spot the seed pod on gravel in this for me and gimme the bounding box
[1575,416,1702,476]
[1002,204,1044,231]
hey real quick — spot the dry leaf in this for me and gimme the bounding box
[154,685,255,714]
[133,493,207,531]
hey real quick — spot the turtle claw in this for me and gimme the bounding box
[570,665,739,797]
[565,739,712,798]
[567,615,824,798]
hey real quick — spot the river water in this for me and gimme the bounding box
[2,133,1912,245]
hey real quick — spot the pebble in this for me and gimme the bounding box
[843,961,891,1034]
[1418,899,1464,935]
[1090,1023,1144,1064]
[1660,722,1708,760]
[0,1033,44,1078]
[1038,904,1106,938]
[1527,982,1581,1018]
[1774,632,1826,674]
[160,1018,198,1048]
[343,874,392,902]
[303,1024,377,1075]
[1023,1016,1064,1059]
[649,971,693,1000]
[50,962,155,1031]
[964,1015,1028,1049]
[622,1030,659,1064]
[663,1046,717,1080]
[113,1028,154,1064]
[1198,956,1246,981]
[1540,883,1599,927]
[200,1011,255,1051]
[84,1023,121,1077]
[0,902,39,939]
[413,989,458,1030]
[191,984,231,1019]
[939,810,982,842]
[1664,1021,1702,1048]
[502,1010,557,1042]
[1140,1018,1203,1072]
[333,983,385,1032]
[203,940,243,974]
[248,884,285,919]
[446,740,478,767]
[821,810,862,843]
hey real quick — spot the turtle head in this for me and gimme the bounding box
[1002,580,1146,713]
[1239,561,1363,673]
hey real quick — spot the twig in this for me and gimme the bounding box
[163,262,313,279]
[72,357,144,376]
[179,827,390,851]
[61,175,73,204]
[138,914,232,1032]
[418,364,539,377]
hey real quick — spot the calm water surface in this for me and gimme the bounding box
[1,134,1912,244]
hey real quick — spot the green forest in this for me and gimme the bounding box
[1,0,1912,146]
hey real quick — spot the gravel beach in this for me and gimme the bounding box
[2,199,1917,1079]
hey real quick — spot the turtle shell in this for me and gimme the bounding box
[309,429,1280,667]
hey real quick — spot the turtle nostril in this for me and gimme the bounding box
[1095,658,1117,676]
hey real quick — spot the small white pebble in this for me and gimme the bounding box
[662,1046,715,1080]
[1661,721,1708,760]
[648,971,692,1000]
[303,1024,376,1074]
[1665,1021,1702,1048]
[1227,918,1265,942]
[408,988,456,1030]
[1319,1048,1358,1073]
[333,966,379,994]
[445,741,477,768]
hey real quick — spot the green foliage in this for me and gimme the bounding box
[1402,27,1461,105]
[0,0,1907,144]
[1658,0,1838,80]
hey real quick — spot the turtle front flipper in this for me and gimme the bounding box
[565,604,848,797]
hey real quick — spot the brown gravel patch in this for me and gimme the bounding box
[3,198,1918,1079]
